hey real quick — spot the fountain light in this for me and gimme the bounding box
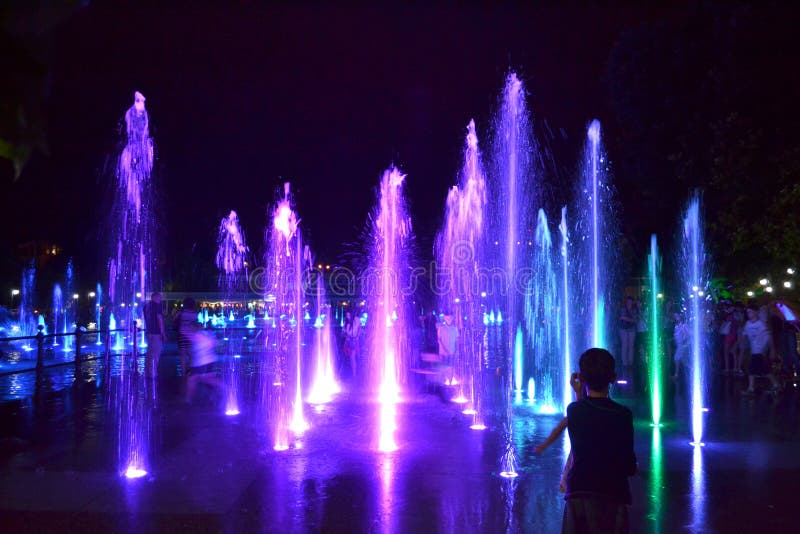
[225,409,240,416]
[470,423,487,430]
[124,466,148,479]
[136,292,142,298]
[657,293,663,299]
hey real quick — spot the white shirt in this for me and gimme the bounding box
[437,323,458,356]
[190,330,218,367]
[743,319,770,355]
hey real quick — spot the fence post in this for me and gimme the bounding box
[74,326,83,378]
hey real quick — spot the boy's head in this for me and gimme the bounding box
[746,304,759,321]
[578,348,617,392]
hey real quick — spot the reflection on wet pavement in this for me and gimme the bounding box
[1,349,799,533]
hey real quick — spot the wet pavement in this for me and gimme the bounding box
[0,347,799,533]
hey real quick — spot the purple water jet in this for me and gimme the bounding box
[216,210,249,416]
[263,184,308,449]
[435,119,488,427]
[366,166,412,452]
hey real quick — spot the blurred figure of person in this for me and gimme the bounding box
[437,312,458,383]
[343,311,361,378]
[174,297,198,376]
[143,292,165,377]
[619,297,638,367]
[671,313,690,381]
[734,302,747,376]
[185,322,222,403]
[772,302,800,378]
[742,304,780,396]
[720,302,740,374]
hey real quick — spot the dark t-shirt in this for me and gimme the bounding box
[143,300,163,335]
[565,397,637,504]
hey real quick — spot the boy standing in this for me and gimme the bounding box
[563,348,637,534]
[741,304,780,395]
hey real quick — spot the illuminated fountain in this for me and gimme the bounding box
[18,264,36,342]
[524,209,561,414]
[62,259,75,352]
[680,194,708,446]
[52,284,62,346]
[648,235,664,427]
[575,119,616,351]
[95,283,103,345]
[491,72,535,477]
[367,166,412,452]
[107,90,156,478]
[263,183,308,450]
[307,264,340,405]
[434,119,488,426]
[216,210,249,416]
[559,207,574,415]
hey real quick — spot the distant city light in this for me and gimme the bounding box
[760,278,769,286]
[72,293,79,299]
[788,268,795,275]
[88,291,96,298]
[11,289,19,296]
[747,291,754,297]
[766,286,774,293]
[136,292,142,298]
[784,281,793,289]
[657,293,664,299]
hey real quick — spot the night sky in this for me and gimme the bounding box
[2,3,697,288]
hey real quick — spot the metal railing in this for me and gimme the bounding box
[0,324,130,377]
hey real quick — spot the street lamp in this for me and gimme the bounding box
[89,291,96,298]
[73,293,79,300]
[10,289,19,308]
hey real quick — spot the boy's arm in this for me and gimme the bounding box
[535,417,568,455]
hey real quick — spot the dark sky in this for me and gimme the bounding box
[1,2,686,287]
